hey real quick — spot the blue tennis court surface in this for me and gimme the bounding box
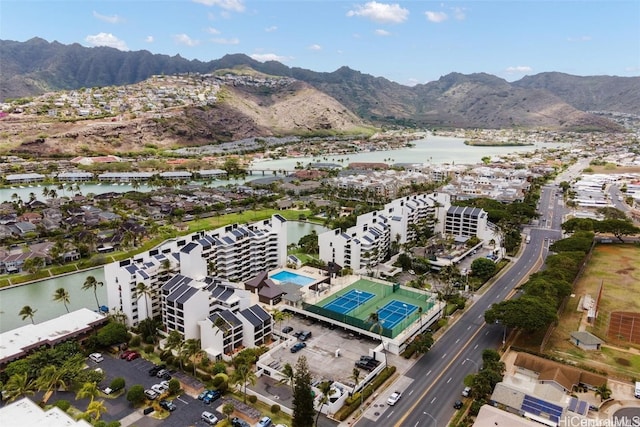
[378,300,418,329]
[323,289,375,315]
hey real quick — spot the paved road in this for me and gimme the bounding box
[353,185,563,427]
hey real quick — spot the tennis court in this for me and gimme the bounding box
[323,289,375,315]
[378,300,418,329]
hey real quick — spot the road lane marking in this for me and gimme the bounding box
[430,397,437,404]
[446,377,452,383]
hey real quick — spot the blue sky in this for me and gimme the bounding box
[2,1,639,85]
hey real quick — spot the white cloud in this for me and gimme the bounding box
[211,37,239,45]
[193,0,245,12]
[375,29,391,36]
[265,26,278,33]
[250,53,290,63]
[505,65,533,74]
[92,11,124,24]
[144,36,154,43]
[425,11,448,23]
[346,1,409,24]
[206,27,221,35]
[567,35,592,42]
[85,33,128,50]
[173,34,200,47]
[308,44,322,51]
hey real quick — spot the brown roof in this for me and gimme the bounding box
[514,352,607,390]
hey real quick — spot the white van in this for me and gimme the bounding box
[635,381,640,398]
[89,353,104,363]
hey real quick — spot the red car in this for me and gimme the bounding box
[125,351,140,361]
[120,350,135,359]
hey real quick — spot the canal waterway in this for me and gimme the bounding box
[0,221,328,333]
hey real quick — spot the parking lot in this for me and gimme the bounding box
[87,353,223,427]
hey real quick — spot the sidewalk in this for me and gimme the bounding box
[119,410,144,427]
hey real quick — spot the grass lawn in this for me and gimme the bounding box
[543,244,640,379]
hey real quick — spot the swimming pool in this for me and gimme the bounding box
[270,270,316,286]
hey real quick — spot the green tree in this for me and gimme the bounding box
[279,363,295,393]
[485,295,557,333]
[133,282,154,320]
[53,287,71,313]
[223,402,235,419]
[126,385,146,405]
[168,378,181,395]
[109,377,125,393]
[298,231,319,254]
[315,381,332,426]
[595,219,640,242]
[292,356,315,427]
[97,322,129,347]
[84,399,108,421]
[595,383,612,401]
[82,275,104,311]
[76,382,100,401]
[165,330,186,370]
[4,372,37,402]
[470,258,497,281]
[36,364,68,397]
[231,364,256,403]
[183,338,204,376]
[19,305,37,324]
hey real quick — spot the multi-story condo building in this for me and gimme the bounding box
[105,215,287,327]
[444,206,492,240]
[319,193,451,271]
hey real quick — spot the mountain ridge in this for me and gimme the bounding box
[1,38,637,142]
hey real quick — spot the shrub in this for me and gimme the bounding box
[55,400,71,412]
[110,377,126,392]
[200,357,210,368]
[335,366,397,421]
[199,373,212,382]
[129,336,141,347]
[270,404,280,415]
[212,362,227,374]
[168,379,181,394]
[144,344,155,354]
[248,395,257,404]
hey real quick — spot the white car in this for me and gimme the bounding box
[462,386,471,397]
[387,391,402,406]
[89,353,104,363]
[202,411,218,425]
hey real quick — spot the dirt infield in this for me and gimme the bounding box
[608,312,640,344]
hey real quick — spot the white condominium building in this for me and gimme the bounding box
[105,214,287,327]
[319,193,451,271]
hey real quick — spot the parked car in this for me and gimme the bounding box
[462,386,471,397]
[298,331,312,341]
[256,416,272,427]
[89,353,104,363]
[387,391,402,406]
[151,384,166,394]
[198,390,209,400]
[201,411,218,425]
[231,417,251,427]
[281,326,293,334]
[453,400,463,409]
[144,389,159,400]
[125,351,140,361]
[120,350,135,359]
[149,364,166,376]
[156,369,169,378]
[290,342,306,353]
[159,400,177,412]
[203,390,221,404]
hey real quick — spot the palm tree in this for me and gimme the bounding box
[231,363,257,403]
[350,367,362,404]
[315,381,333,426]
[165,330,186,370]
[595,383,612,401]
[279,363,295,393]
[53,287,71,313]
[19,305,37,324]
[75,381,100,401]
[366,311,387,368]
[5,372,37,402]
[133,282,154,320]
[182,338,204,376]
[37,365,68,398]
[82,276,104,311]
[84,399,108,421]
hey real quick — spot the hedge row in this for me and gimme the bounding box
[334,365,396,421]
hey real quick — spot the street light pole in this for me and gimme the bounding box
[423,411,438,427]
